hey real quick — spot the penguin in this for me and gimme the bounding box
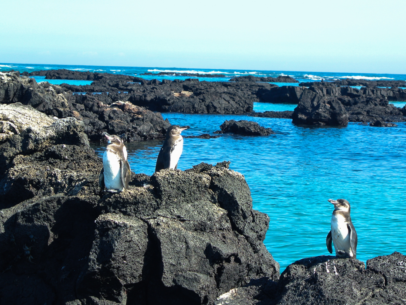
[326,199,358,258]
[155,125,189,172]
[99,133,131,193]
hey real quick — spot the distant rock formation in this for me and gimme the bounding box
[0,72,170,142]
[142,72,227,78]
[219,120,275,136]
[229,75,299,83]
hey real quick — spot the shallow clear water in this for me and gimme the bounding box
[3,63,406,272]
[31,76,93,86]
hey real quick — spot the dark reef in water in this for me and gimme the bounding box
[229,75,299,83]
[0,103,405,304]
[299,79,406,88]
[218,120,275,136]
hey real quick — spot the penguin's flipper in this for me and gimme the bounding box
[326,231,333,254]
[155,146,171,172]
[120,159,131,190]
[347,223,357,258]
[99,168,105,193]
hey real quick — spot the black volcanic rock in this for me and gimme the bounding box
[0,108,279,304]
[0,72,170,142]
[219,120,274,136]
[299,79,406,88]
[292,96,349,127]
[217,253,406,304]
[250,111,293,119]
[370,120,397,127]
[229,75,298,83]
[274,253,406,304]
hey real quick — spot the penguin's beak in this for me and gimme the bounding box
[328,199,338,205]
[179,126,190,132]
[103,133,113,143]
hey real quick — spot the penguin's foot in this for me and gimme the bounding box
[336,250,350,258]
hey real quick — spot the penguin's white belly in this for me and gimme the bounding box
[170,138,183,169]
[331,214,353,257]
[103,150,123,191]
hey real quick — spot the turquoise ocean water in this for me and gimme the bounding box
[1,63,406,271]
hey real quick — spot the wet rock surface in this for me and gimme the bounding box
[250,111,293,119]
[370,120,397,127]
[292,96,349,127]
[0,106,279,304]
[219,120,275,136]
[0,72,170,142]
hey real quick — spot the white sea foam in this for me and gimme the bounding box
[71,68,91,71]
[304,74,325,81]
[0,64,12,68]
[339,75,394,80]
[147,69,226,75]
[25,66,34,69]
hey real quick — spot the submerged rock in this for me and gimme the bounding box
[219,120,275,136]
[250,111,293,119]
[370,120,397,127]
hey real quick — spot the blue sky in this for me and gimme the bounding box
[1,0,405,73]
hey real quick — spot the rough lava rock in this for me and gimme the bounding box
[219,120,275,136]
[0,72,170,142]
[292,97,349,127]
[250,111,293,119]
[369,120,397,127]
[0,106,279,304]
[229,76,298,83]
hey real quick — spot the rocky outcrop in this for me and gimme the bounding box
[258,85,406,104]
[0,106,279,304]
[0,103,89,177]
[219,120,274,136]
[259,85,405,124]
[299,79,406,88]
[229,76,298,83]
[274,253,406,304]
[370,120,397,127]
[292,96,349,127]
[217,253,406,305]
[25,69,149,84]
[0,72,170,142]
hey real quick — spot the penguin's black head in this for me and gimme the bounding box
[104,133,123,145]
[329,199,350,212]
[167,125,190,137]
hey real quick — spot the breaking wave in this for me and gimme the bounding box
[147,69,226,75]
[339,75,394,80]
[304,74,325,81]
